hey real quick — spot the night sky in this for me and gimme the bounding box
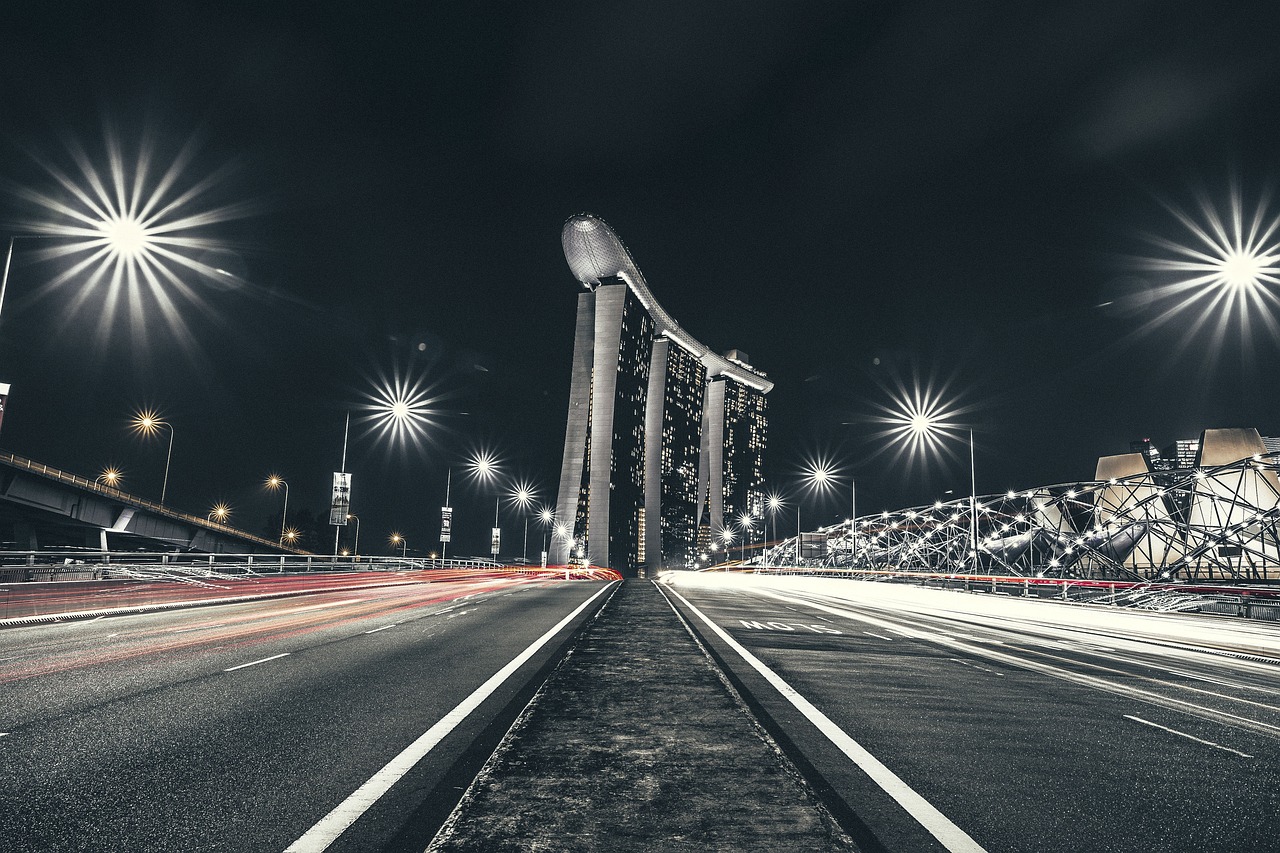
[3,2,1280,557]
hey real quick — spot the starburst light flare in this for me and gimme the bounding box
[357,365,445,454]
[866,369,976,478]
[13,128,256,349]
[466,449,502,486]
[1135,181,1280,350]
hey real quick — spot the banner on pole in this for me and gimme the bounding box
[491,527,501,556]
[329,472,352,525]
[440,506,453,543]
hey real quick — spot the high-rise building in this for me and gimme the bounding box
[552,214,772,576]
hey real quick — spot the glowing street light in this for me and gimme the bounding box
[1133,182,1280,352]
[467,449,503,560]
[264,474,290,545]
[282,527,300,547]
[796,458,841,568]
[737,510,754,563]
[538,506,555,567]
[131,409,175,505]
[347,513,361,559]
[208,503,231,524]
[389,532,408,559]
[764,492,784,567]
[510,481,536,563]
[15,131,258,353]
[96,466,123,488]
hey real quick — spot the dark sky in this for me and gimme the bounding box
[3,1,1280,555]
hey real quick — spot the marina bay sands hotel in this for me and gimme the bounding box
[550,214,773,576]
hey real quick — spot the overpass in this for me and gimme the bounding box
[0,450,298,555]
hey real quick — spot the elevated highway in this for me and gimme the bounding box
[0,450,295,555]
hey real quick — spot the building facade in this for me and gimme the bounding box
[551,214,772,576]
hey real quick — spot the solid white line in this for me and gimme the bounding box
[363,625,396,635]
[1123,715,1253,758]
[863,631,893,641]
[662,585,988,853]
[224,652,291,672]
[283,581,617,853]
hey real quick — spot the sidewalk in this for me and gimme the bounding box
[429,578,855,852]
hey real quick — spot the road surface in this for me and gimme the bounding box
[0,576,615,853]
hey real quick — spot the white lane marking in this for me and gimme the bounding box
[661,585,988,853]
[0,732,9,737]
[949,658,1005,678]
[284,581,617,853]
[175,622,229,634]
[1123,715,1253,758]
[756,589,1280,739]
[863,631,893,641]
[224,652,291,672]
[363,625,397,635]
[286,599,365,613]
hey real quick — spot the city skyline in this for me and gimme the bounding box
[2,5,1280,555]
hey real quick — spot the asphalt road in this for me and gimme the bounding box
[0,576,615,853]
[661,573,1280,853]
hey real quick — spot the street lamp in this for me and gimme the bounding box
[719,527,736,563]
[467,449,502,560]
[265,474,289,545]
[96,466,123,489]
[131,409,175,505]
[538,507,555,567]
[511,482,536,563]
[737,510,754,563]
[797,459,840,569]
[389,532,408,561]
[208,503,231,524]
[900,418,979,573]
[764,492,783,567]
[347,513,361,559]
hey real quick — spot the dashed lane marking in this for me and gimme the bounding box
[1124,714,1252,758]
[224,652,291,672]
[363,625,397,635]
[863,631,893,641]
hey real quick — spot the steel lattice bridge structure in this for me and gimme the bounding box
[763,430,1280,584]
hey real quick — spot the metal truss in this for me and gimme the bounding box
[762,452,1280,582]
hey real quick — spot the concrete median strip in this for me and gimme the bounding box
[428,579,857,853]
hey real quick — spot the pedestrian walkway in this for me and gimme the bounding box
[428,577,855,852]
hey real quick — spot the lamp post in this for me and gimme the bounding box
[764,493,783,569]
[538,507,554,568]
[798,461,839,570]
[347,513,361,559]
[737,511,753,563]
[265,475,289,545]
[131,410,175,505]
[511,484,535,563]
[389,532,408,566]
[467,449,502,561]
[96,467,122,489]
[899,419,979,573]
[208,503,231,524]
